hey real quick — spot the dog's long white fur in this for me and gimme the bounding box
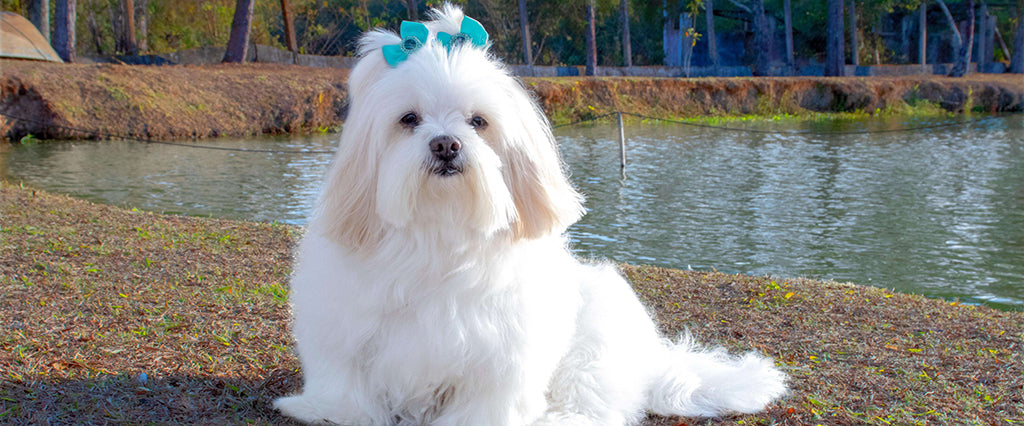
[274,5,786,425]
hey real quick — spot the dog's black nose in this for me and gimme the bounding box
[430,136,461,162]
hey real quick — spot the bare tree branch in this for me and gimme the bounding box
[727,0,751,14]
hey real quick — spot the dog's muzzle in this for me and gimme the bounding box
[429,135,463,176]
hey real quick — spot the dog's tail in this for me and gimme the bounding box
[645,335,787,417]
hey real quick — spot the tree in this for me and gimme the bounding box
[123,0,138,55]
[621,0,632,67]
[281,0,298,53]
[751,0,772,75]
[783,0,793,67]
[976,1,993,69]
[825,0,845,76]
[848,0,858,66]
[519,0,533,65]
[223,0,255,63]
[53,0,77,62]
[27,0,49,42]
[405,0,418,21]
[935,0,963,56]
[585,0,597,75]
[1012,2,1024,73]
[136,0,148,53]
[919,1,927,65]
[727,0,773,75]
[706,0,720,69]
[938,0,974,76]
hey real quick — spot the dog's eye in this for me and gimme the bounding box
[400,112,420,127]
[469,115,488,129]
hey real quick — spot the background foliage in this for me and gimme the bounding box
[1,0,1022,67]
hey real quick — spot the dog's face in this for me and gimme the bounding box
[317,7,584,252]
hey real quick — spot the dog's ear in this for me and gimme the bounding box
[314,118,384,253]
[501,83,586,240]
[349,30,400,100]
[311,35,401,253]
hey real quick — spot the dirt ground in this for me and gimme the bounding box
[2,59,1022,141]
[2,181,1022,424]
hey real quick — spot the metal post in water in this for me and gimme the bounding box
[617,112,626,170]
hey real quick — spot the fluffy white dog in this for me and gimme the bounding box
[275,5,786,425]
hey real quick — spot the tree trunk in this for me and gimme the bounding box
[585,0,597,76]
[405,0,418,21]
[663,14,682,67]
[977,1,988,68]
[86,9,105,55]
[681,13,695,76]
[873,15,882,64]
[223,0,255,63]
[949,0,974,76]
[136,0,148,53]
[994,19,1010,61]
[28,0,49,42]
[281,0,297,52]
[519,0,533,65]
[825,0,845,76]
[620,0,632,67]
[936,0,963,54]
[1011,6,1024,73]
[123,0,137,55]
[848,0,859,66]
[901,15,911,61]
[919,1,927,65]
[783,0,793,67]
[751,0,772,75]
[706,0,719,69]
[53,0,77,62]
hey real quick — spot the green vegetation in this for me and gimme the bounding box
[2,0,1019,70]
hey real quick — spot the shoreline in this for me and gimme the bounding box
[2,181,1022,424]
[2,59,1023,142]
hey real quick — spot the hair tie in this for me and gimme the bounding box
[382,16,488,67]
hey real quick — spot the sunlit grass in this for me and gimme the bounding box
[2,180,1022,425]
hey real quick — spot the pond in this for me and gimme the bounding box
[3,115,1023,310]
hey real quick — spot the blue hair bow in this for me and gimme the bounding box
[382,21,430,67]
[381,16,488,67]
[436,16,488,51]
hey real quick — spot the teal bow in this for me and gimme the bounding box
[382,21,430,67]
[436,16,488,51]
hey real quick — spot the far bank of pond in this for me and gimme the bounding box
[2,59,1023,141]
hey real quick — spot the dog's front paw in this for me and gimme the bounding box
[274,394,335,425]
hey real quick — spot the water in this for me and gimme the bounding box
[2,135,336,224]
[3,116,1023,310]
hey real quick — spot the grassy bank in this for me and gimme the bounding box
[2,180,1022,424]
[3,59,1023,141]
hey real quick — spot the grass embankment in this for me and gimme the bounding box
[1,60,350,141]
[2,180,1022,425]
[527,74,1024,125]
[3,59,1024,141]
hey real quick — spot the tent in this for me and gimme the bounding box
[0,11,63,62]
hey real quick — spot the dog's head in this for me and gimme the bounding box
[316,5,584,251]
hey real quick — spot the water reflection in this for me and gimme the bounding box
[560,115,1024,310]
[2,116,1022,310]
[3,135,335,224]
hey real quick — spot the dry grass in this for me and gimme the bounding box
[4,59,1023,142]
[2,180,1022,425]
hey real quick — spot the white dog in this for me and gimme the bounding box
[275,5,786,425]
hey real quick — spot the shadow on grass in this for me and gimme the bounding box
[0,372,702,425]
[1,370,304,424]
